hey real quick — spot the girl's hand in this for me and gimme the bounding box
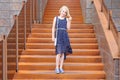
[67,15,72,21]
[52,37,55,42]
[69,16,72,21]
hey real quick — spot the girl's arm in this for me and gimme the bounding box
[52,17,56,41]
[67,16,72,30]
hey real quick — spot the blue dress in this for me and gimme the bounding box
[55,16,72,59]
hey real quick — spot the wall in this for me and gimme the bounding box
[39,0,48,23]
[104,0,120,31]
[80,0,93,23]
[91,1,120,80]
[0,0,48,35]
[0,0,25,36]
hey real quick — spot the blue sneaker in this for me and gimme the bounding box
[59,68,64,73]
[55,68,60,74]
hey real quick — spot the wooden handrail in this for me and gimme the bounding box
[101,0,109,21]
[23,1,27,49]
[33,0,35,23]
[101,0,120,56]
[0,34,8,80]
[14,15,19,72]
[30,0,33,33]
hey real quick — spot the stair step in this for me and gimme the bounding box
[6,62,104,71]
[27,38,97,43]
[32,24,94,29]
[32,28,94,33]
[43,18,83,21]
[1,55,101,63]
[26,43,98,49]
[44,11,82,14]
[8,33,29,38]
[0,55,102,63]
[13,70,105,79]
[0,43,98,49]
[43,21,83,24]
[19,55,102,63]
[8,38,24,43]
[23,49,100,56]
[30,33,96,38]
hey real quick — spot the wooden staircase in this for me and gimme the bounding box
[0,0,106,79]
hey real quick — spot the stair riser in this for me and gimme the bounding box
[32,24,94,29]
[43,18,83,21]
[8,38,24,43]
[27,39,97,43]
[23,50,99,56]
[8,33,29,38]
[32,29,94,33]
[44,11,82,13]
[19,57,101,63]
[30,34,96,38]
[26,45,98,49]
[11,74,106,79]
[2,57,101,63]
[43,21,83,24]
[11,29,30,33]
[6,65,104,71]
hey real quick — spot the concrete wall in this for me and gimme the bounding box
[91,1,120,80]
[0,0,48,35]
[80,0,93,23]
[39,0,48,23]
[0,0,25,36]
[104,0,120,31]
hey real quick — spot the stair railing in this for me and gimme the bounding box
[0,34,7,80]
[14,0,28,72]
[101,0,110,30]
[101,0,120,56]
[23,1,27,49]
[14,15,19,72]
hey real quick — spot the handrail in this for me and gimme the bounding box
[14,15,19,72]
[23,1,27,49]
[13,1,27,72]
[0,34,7,80]
[101,0,120,57]
[30,0,33,33]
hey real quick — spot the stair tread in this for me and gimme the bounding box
[27,38,97,39]
[0,70,104,74]
[15,70,106,74]
[2,55,101,58]
[26,43,98,45]
[19,55,101,58]
[25,49,99,51]
[7,62,104,65]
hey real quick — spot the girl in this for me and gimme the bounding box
[52,5,72,74]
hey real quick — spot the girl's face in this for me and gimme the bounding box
[60,8,67,17]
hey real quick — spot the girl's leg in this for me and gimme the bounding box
[56,54,61,69]
[60,53,64,70]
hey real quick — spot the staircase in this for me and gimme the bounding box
[3,0,106,79]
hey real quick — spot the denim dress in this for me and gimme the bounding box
[55,16,72,59]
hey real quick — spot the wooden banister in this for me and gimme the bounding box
[23,1,27,50]
[0,34,8,80]
[14,15,19,72]
[100,0,120,57]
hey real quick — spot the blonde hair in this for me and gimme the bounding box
[59,5,70,17]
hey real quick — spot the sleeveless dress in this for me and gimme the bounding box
[55,16,72,59]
